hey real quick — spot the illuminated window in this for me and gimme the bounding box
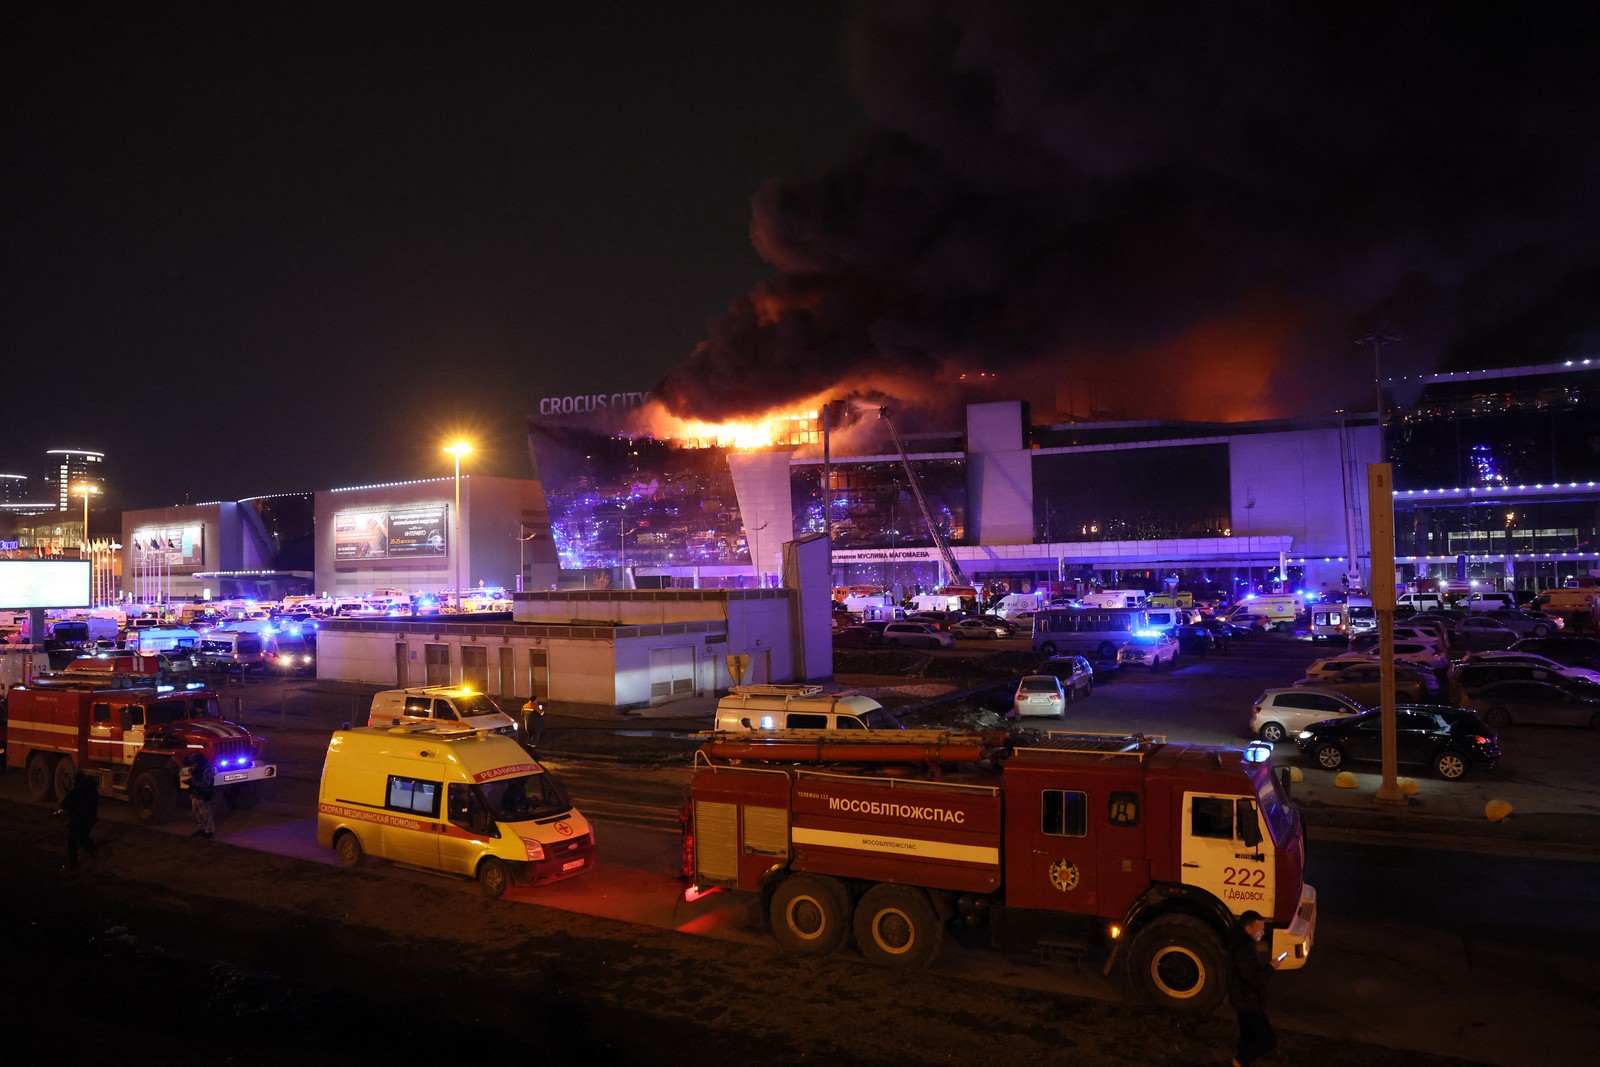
[387,776,441,817]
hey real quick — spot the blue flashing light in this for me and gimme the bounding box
[1243,594,1258,600]
[185,682,204,690]
[1243,740,1273,763]
[156,684,174,693]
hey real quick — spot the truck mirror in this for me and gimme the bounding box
[1236,798,1262,848]
[1278,767,1292,799]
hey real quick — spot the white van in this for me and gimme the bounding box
[197,629,268,672]
[1080,589,1149,609]
[128,626,204,655]
[713,685,902,732]
[368,686,520,738]
[1456,592,1520,613]
[317,724,595,896]
[994,592,1044,620]
[1396,592,1444,612]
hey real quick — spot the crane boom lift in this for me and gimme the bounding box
[879,406,968,589]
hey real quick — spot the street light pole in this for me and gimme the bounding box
[445,443,473,612]
[73,483,100,605]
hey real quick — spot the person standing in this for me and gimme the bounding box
[1228,909,1276,1066]
[521,698,546,752]
[187,753,216,838]
[56,771,100,870]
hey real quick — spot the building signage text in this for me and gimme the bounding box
[538,391,650,416]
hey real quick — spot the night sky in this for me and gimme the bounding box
[7,4,1600,510]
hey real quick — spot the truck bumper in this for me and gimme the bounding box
[1271,882,1317,970]
[213,763,278,787]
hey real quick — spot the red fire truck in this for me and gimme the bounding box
[4,680,276,824]
[684,730,1316,1013]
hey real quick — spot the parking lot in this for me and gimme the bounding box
[855,631,1600,857]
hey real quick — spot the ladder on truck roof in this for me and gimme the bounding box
[694,729,1012,778]
[1033,731,1168,760]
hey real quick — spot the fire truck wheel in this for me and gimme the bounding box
[854,884,943,969]
[769,874,851,956]
[1127,915,1227,1014]
[53,757,78,801]
[25,752,59,803]
[131,770,177,825]
[477,857,511,898]
[224,783,263,810]
[335,831,365,868]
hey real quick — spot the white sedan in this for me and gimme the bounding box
[1013,675,1067,718]
[951,618,1010,640]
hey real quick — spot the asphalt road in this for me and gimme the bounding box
[6,637,1598,1065]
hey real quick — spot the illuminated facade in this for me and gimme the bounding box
[312,476,556,599]
[530,399,1383,599]
[46,449,105,511]
[1388,362,1600,591]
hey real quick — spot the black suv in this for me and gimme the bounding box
[1294,706,1500,780]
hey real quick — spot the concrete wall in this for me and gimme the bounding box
[967,401,1036,545]
[728,452,795,584]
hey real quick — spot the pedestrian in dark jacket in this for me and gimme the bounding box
[1228,910,1275,1066]
[187,754,216,838]
[56,771,100,870]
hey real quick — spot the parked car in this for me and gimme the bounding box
[1117,630,1179,669]
[1034,655,1095,701]
[1174,623,1215,655]
[1480,609,1560,637]
[1458,681,1600,729]
[1250,687,1368,743]
[1461,650,1600,686]
[951,618,1010,640]
[1293,664,1438,706]
[833,626,882,648]
[1508,636,1600,671]
[1294,707,1500,779]
[1198,617,1250,643]
[1226,613,1273,633]
[1346,634,1449,671]
[1396,620,1452,649]
[1305,653,1382,681]
[1013,674,1068,718]
[880,621,956,649]
[1452,661,1600,697]
[1451,616,1520,650]
[904,612,960,631]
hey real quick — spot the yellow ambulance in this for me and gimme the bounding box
[316,723,595,896]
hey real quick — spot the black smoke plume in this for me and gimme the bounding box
[655,2,1600,425]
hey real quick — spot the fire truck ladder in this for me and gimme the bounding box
[878,406,968,589]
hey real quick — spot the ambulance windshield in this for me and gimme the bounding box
[482,771,570,823]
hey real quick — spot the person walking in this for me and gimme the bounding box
[56,771,100,871]
[187,753,216,838]
[1228,909,1276,1066]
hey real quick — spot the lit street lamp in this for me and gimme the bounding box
[445,442,472,612]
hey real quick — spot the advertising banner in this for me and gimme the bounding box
[335,504,447,561]
[0,560,92,608]
[129,524,205,567]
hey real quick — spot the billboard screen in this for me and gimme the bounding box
[0,560,92,609]
[334,504,447,561]
[129,524,205,567]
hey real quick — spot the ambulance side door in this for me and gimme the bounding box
[438,782,494,876]
[381,774,443,868]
